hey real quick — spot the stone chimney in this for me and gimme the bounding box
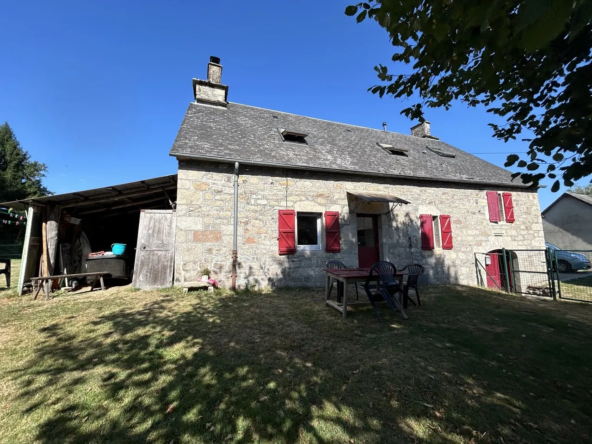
[410,121,439,140]
[193,56,228,107]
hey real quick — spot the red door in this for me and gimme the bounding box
[357,215,379,268]
[486,253,502,289]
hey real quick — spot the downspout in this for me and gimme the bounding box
[231,162,239,290]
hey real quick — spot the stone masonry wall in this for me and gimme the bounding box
[175,160,545,289]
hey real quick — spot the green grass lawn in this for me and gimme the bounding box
[558,274,592,302]
[1,269,592,443]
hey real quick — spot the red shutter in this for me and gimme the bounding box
[278,210,296,255]
[324,211,340,253]
[486,191,500,222]
[440,215,453,250]
[502,193,515,223]
[420,214,434,250]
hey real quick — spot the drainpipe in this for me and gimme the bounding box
[231,162,240,290]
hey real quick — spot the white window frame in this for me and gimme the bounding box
[296,212,322,251]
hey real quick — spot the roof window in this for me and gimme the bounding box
[426,146,455,158]
[279,129,308,144]
[377,142,408,157]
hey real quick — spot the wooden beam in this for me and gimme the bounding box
[76,196,167,216]
[61,186,176,209]
[17,204,34,296]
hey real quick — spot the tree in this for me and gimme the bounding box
[345,0,592,191]
[0,123,52,202]
[570,184,592,196]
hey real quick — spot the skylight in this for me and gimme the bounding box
[426,146,455,158]
[280,129,308,144]
[377,142,409,157]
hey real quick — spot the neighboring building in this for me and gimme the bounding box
[542,192,592,250]
[169,57,546,290]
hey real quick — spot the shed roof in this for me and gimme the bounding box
[170,102,529,188]
[0,175,177,214]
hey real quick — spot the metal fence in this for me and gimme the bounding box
[475,248,592,303]
[0,244,23,260]
[549,249,592,303]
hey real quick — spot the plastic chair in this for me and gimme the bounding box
[363,261,409,322]
[0,259,10,289]
[326,260,359,301]
[400,264,424,306]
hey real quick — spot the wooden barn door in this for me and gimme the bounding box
[132,210,176,290]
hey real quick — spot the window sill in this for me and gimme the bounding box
[297,245,322,251]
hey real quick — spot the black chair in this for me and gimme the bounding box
[363,261,409,322]
[400,264,424,306]
[0,259,10,289]
[326,260,359,301]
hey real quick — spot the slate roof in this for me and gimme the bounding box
[567,192,592,206]
[543,191,592,214]
[170,102,529,188]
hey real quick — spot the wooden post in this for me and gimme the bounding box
[17,204,34,296]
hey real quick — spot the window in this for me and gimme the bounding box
[420,214,453,250]
[432,216,441,248]
[280,129,308,144]
[497,194,506,222]
[296,213,321,250]
[426,146,456,158]
[487,191,515,223]
[377,142,409,157]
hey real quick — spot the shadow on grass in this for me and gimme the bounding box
[6,285,592,443]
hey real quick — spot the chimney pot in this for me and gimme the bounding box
[411,121,431,138]
[207,56,222,84]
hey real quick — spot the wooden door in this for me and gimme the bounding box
[486,253,502,289]
[357,215,379,268]
[132,210,176,290]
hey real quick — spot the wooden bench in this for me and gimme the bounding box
[30,272,110,301]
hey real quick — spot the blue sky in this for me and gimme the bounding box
[1,0,584,210]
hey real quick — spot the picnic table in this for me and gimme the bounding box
[30,271,110,301]
[323,267,407,318]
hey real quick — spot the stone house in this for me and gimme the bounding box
[542,192,592,250]
[169,57,546,290]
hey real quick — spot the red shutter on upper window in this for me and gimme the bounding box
[502,193,515,223]
[420,214,434,250]
[440,215,453,250]
[325,211,340,252]
[486,191,500,222]
[278,210,296,255]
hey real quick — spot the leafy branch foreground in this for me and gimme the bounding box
[1,278,592,443]
[346,1,592,191]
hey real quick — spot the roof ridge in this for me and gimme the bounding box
[223,101,432,141]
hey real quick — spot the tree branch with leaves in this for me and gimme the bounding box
[346,0,592,191]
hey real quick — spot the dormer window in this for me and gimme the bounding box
[377,142,408,157]
[426,146,455,158]
[280,129,308,144]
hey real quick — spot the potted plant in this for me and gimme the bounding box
[200,268,211,282]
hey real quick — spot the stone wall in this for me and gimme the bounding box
[175,160,545,289]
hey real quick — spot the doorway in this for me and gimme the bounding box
[485,250,514,291]
[357,215,379,268]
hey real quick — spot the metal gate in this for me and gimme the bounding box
[476,248,592,303]
[475,249,554,298]
[548,249,592,303]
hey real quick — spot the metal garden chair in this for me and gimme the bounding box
[326,260,359,301]
[400,263,425,307]
[363,261,409,322]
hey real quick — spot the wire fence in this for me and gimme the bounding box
[475,248,592,303]
[550,249,592,303]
